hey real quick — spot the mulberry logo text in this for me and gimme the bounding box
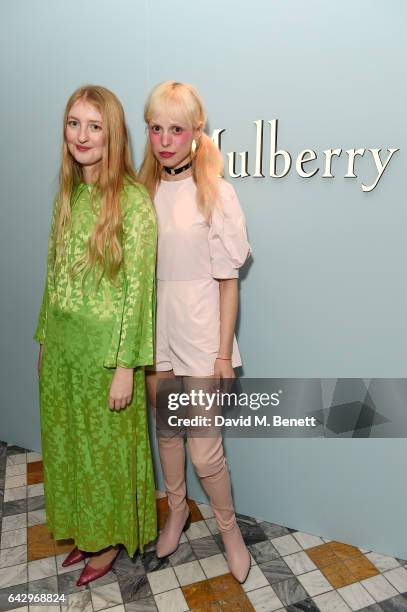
[212,119,399,192]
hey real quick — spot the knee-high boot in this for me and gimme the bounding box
[199,458,250,583]
[156,436,191,558]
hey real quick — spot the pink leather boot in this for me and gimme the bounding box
[200,459,250,583]
[156,436,191,558]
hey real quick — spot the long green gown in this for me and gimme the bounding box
[34,180,157,556]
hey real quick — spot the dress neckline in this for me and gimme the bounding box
[160,175,194,185]
[76,182,94,196]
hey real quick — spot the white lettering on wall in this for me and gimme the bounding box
[363,148,399,192]
[269,119,291,178]
[345,149,365,178]
[227,151,250,178]
[210,121,399,191]
[296,150,318,178]
[322,149,342,178]
[253,119,265,178]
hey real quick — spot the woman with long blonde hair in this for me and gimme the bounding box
[140,81,252,583]
[35,85,157,585]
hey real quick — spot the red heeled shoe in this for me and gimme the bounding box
[76,548,120,587]
[62,546,91,567]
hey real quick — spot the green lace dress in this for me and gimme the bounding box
[34,181,157,556]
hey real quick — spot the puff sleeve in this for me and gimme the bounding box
[208,181,251,279]
[34,197,58,344]
[103,184,157,369]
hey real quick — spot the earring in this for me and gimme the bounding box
[191,139,197,157]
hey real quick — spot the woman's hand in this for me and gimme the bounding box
[109,367,134,411]
[37,344,44,377]
[214,358,235,379]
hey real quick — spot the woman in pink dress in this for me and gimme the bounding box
[139,81,251,583]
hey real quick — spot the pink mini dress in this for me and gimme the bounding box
[153,175,251,376]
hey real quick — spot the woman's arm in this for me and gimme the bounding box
[34,199,58,345]
[106,184,157,410]
[37,344,44,377]
[215,278,238,378]
[108,366,134,411]
[104,183,157,370]
[209,180,251,379]
[35,198,58,375]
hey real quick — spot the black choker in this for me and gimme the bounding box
[164,160,192,176]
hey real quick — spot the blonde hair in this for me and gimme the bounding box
[138,81,223,220]
[54,84,138,282]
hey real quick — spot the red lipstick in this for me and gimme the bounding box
[159,151,175,158]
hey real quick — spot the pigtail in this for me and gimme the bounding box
[193,132,224,221]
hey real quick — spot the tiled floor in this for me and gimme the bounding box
[1,441,407,612]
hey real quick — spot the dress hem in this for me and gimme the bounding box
[46,522,157,558]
